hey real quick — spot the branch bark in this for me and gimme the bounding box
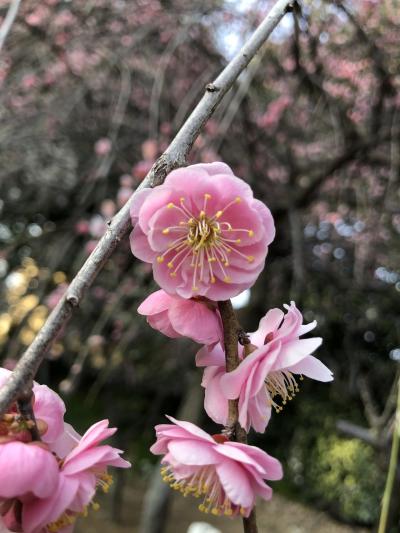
[218,300,257,533]
[0,0,21,52]
[0,0,293,415]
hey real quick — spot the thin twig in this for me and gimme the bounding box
[218,300,258,533]
[0,0,293,415]
[16,384,41,441]
[0,0,21,53]
[378,377,400,533]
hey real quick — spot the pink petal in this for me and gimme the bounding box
[165,416,215,443]
[32,383,66,444]
[196,344,225,367]
[169,299,222,345]
[130,188,152,221]
[273,338,323,369]
[168,440,219,465]
[202,367,228,425]
[250,308,284,347]
[0,442,59,500]
[188,162,234,176]
[129,224,157,263]
[50,422,81,459]
[216,460,254,508]
[22,475,79,533]
[137,290,173,315]
[288,355,333,382]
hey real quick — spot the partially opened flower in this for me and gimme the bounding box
[138,289,223,345]
[22,420,131,533]
[130,162,275,300]
[150,416,282,518]
[0,368,65,446]
[198,302,333,433]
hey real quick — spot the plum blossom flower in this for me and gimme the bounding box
[151,416,282,518]
[138,289,223,345]
[22,420,131,533]
[130,162,275,300]
[0,368,65,446]
[197,302,333,433]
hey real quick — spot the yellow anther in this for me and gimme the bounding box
[223,276,231,283]
[211,276,216,284]
[92,502,100,511]
[157,256,164,263]
[199,504,206,512]
[211,508,221,516]
[224,261,229,267]
[248,230,254,237]
[236,238,241,243]
[199,210,206,217]
[208,257,216,262]
[235,196,241,203]
[204,193,212,199]
[162,228,170,235]
[167,262,174,269]
[224,509,233,516]
[170,272,177,277]
[247,256,254,262]
[215,210,223,218]
[192,286,199,291]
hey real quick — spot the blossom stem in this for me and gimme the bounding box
[17,384,41,441]
[218,300,258,533]
[378,376,400,533]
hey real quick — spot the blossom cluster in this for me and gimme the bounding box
[0,369,130,533]
[130,163,333,518]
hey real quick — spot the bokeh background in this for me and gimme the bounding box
[0,0,399,531]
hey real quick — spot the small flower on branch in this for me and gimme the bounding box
[197,302,333,433]
[150,416,282,518]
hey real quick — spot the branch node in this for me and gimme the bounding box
[205,83,219,93]
[66,294,79,307]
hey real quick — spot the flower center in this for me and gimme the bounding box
[161,464,248,517]
[156,193,255,291]
[265,370,304,413]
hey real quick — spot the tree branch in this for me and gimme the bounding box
[218,300,257,533]
[0,0,21,52]
[0,0,294,415]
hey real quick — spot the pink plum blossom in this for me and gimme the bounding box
[130,162,275,300]
[138,289,223,345]
[0,368,65,445]
[197,302,333,433]
[22,420,130,533]
[150,416,282,517]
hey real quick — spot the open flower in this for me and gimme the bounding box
[197,302,333,433]
[138,289,223,345]
[22,420,131,533]
[150,416,282,518]
[130,162,275,300]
